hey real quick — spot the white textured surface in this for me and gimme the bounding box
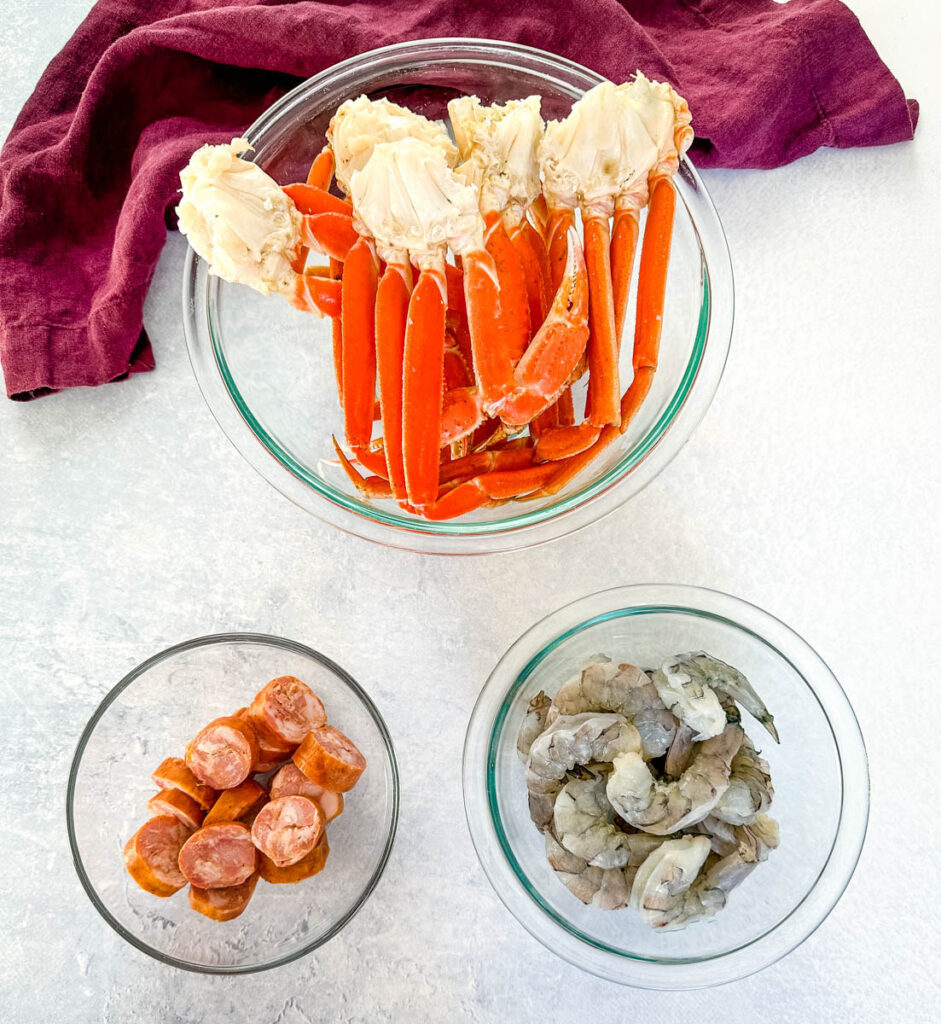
[1,1,940,1020]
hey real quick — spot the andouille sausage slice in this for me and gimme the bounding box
[179,822,257,888]
[151,756,217,810]
[124,816,191,897]
[185,716,260,790]
[259,833,330,884]
[147,787,205,830]
[202,779,267,827]
[248,676,326,747]
[250,795,324,868]
[293,726,366,793]
[270,763,343,822]
[189,873,259,922]
[235,707,294,772]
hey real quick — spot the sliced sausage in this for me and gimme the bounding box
[124,816,191,897]
[235,706,294,771]
[253,735,295,773]
[185,716,260,790]
[178,822,257,888]
[202,779,267,827]
[270,762,343,822]
[248,676,326,747]
[188,873,259,922]
[151,756,217,810]
[259,833,330,884]
[293,726,366,793]
[147,788,205,830]
[250,795,324,868]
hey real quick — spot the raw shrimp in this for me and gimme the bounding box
[545,657,675,757]
[525,713,642,793]
[664,722,695,777]
[606,723,744,834]
[691,814,739,856]
[712,734,774,825]
[631,818,779,930]
[552,770,632,868]
[517,691,551,763]
[632,707,678,759]
[547,657,662,722]
[652,652,779,743]
[545,832,630,910]
[527,784,560,831]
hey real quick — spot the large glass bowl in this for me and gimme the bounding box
[183,39,733,554]
[463,585,868,989]
[67,634,399,974]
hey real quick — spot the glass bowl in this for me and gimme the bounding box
[67,633,399,974]
[183,39,733,554]
[463,585,868,989]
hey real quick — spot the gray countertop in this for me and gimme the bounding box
[1,1,939,1020]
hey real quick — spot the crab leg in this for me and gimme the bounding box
[583,214,621,427]
[422,463,558,520]
[402,259,447,507]
[288,270,341,317]
[463,248,508,409]
[491,228,589,428]
[438,446,536,486]
[375,256,413,499]
[306,147,335,190]
[533,183,677,493]
[329,257,343,398]
[340,237,380,450]
[507,217,551,339]
[485,211,531,365]
[299,212,358,261]
[546,207,576,290]
[283,183,353,217]
[630,175,675,415]
[333,438,393,499]
[611,205,640,343]
[353,444,390,479]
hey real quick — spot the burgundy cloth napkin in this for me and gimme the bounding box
[0,0,917,400]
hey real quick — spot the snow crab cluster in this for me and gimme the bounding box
[517,653,780,930]
[177,75,692,520]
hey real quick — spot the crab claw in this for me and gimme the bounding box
[493,227,589,427]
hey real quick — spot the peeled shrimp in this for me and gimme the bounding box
[545,832,630,910]
[664,722,695,777]
[633,708,678,759]
[606,723,744,834]
[631,818,780,930]
[712,734,774,825]
[525,713,642,793]
[552,770,632,868]
[517,691,551,763]
[545,657,675,757]
[547,657,663,722]
[652,652,779,743]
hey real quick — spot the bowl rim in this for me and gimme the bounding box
[183,37,734,554]
[462,584,870,989]
[65,631,400,975]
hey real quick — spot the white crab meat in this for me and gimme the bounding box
[619,71,693,179]
[349,137,484,265]
[539,81,658,217]
[177,138,301,296]
[447,95,544,217]
[328,95,458,194]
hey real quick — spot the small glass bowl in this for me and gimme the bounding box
[183,39,733,554]
[67,634,399,974]
[463,585,868,989]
